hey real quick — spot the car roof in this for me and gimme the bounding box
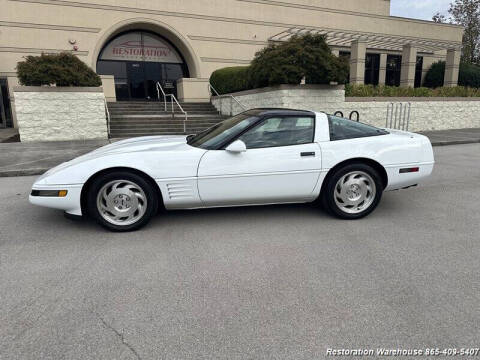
[245,108,316,117]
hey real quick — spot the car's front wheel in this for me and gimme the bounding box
[322,163,383,219]
[87,172,158,231]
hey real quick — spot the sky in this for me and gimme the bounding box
[390,0,452,21]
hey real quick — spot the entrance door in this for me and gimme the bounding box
[127,63,146,99]
[96,30,189,101]
[144,63,163,100]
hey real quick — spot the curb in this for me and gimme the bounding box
[0,168,49,178]
[430,139,480,146]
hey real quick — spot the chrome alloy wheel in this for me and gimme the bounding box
[96,180,147,226]
[333,171,376,214]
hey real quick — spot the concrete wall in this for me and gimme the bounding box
[212,85,480,132]
[177,78,210,103]
[13,87,108,142]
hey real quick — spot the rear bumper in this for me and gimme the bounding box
[29,184,83,216]
[384,162,434,191]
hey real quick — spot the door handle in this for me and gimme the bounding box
[301,152,315,157]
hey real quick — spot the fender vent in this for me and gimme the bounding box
[166,183,194,200]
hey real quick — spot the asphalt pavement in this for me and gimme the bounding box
[0,144,479,359]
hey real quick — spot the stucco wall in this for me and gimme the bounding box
[13,87,108,142]
[0,0,463,77]
[212,85,480,132]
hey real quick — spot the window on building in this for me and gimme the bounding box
[386,55,402,87]
[414,56,424,88]
[364,54,380,85]
[238,116,315,149]
[339,51,351,59]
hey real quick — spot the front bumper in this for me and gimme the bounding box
[29,184,83,216]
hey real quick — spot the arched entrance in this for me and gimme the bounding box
[97,30,189,101]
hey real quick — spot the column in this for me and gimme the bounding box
[400,44,417,87]
[378,53,387,85]
[444,48,461,87]
[350,39,366,85]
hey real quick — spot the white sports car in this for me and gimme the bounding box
[30,109,434,231]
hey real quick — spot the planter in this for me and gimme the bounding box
[13,86,108,142]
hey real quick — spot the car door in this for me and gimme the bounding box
[197,115,321,206]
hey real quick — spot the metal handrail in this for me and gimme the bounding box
[208,83,247,115]
[156,82,168,112]
[170,95,188,133]
[104,98,110,135]
[155,81,188,133]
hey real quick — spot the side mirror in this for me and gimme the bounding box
[225,140,247,153]
[186,134,196,142]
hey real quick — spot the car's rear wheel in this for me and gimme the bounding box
[87,172,158,231]
[322,163,383,219]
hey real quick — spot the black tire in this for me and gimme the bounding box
[321,163,383,220]
[87,171,159,232]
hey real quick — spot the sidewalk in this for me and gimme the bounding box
[420,128,480,146]
[0,128,479,177]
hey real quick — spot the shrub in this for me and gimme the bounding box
[424,61,480,89]
[248,41,304,88]
[345,84,480,97]
[458,63,480,88]
[209,66,251,95]
[209,34,349,94]
[17,52,101,87]
[423,61,445,88]
[249,34,348,88]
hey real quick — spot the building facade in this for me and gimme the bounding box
[0,0,464,128]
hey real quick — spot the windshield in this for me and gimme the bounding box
[187,111,261,149]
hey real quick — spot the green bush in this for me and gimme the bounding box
[249,34,348,88]
[345,84,480,97]
[209,34,348,94]
[17,52,101,87]
[209,66,251,95]
[423,61,445,88]
[458,63,480,88]
[424,61,480,89]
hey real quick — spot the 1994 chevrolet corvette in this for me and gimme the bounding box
[30,109,434,231]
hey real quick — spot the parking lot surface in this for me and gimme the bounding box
[0,144,479,359]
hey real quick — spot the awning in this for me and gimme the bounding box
[269,27,462,54]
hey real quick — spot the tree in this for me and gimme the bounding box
[448,0,480,64]
[432,12,447,23]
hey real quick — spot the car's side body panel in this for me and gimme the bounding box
[196,143,322,207]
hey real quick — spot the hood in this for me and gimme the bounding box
[90,135,189,155]
[38,135,196,180]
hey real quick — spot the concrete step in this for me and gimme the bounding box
[110,110,220,116]
[110,119,223,125]
[110,114,225,120]
[108,103,217,109]
[110,123,217,130]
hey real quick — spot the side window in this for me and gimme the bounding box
[328,115,388,141]
[238,116,314,149]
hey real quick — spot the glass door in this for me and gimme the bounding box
[144,62,163,101]
[127,62,146,100]
[0,79,10,128]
